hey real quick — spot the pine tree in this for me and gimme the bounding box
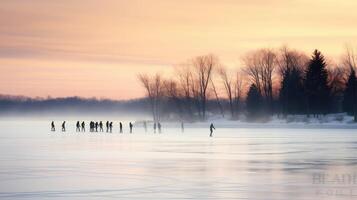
[342,68,357,121]
[280,67,305,116]
[304,50,330,116]
[246,84,263,120]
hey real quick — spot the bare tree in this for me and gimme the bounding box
[243,49,277,113]
[342,46,357,121]
[219,66,234,118]
[343,46,357,70]
[328,66,347,96]
[163,79,184,119]
[191,54,218,120]
[277,47,308,78]
[138,74,155,120]
[138,73,164,122]
[176,64,195,119]
[233,71,244,119]
[210,77,224,117]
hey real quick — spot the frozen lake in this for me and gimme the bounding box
[0,120,357,199]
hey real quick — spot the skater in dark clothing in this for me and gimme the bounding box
[81,121,85,132]
[62,121,66,132]
[51,121,55,132]
[153,123,157,133]
[76,121,80,132]
[119,122,123,133]
[99,121,103,132]
[143,121,147,133]
[129,122,133,133]
[181,122,184,133]
[106,121,109,133]
[158,122,162,133]
[90,121,94,132]
[109,122,113,133]
[209,123,215,137]
[95,122,98,132]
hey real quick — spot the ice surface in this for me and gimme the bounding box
[0,120,356,199]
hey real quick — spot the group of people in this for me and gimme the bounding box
[86,121,114,133]
[51,121,134,133]
[51,121,216,136]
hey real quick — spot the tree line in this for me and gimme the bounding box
[138,46,357,122]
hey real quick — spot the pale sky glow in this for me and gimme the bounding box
[1,0,357,99]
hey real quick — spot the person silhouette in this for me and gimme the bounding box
[99,121,103,132]
[106,121,109,133]
[94,122,98,132]
[158,122,162,133]
[51,121,55,132]
[144,121,147,133]
[62,121,66,132]
[181,122,184,133]
[81,121,85,132]
[90,121,94,132]
[129,122,133,133]
[209,123,215,137]
[119,122,123,133]
[109,122,113,133]
[76,121,80,132]
[153,123,157,133]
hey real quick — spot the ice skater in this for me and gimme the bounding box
[153,123,157,133]
[90,121,94,132]
[76,121,81,132]
[99,121,103,132]
[106,121,109,133]
[51,121,55,132]
[109,122,113,133]
[119,122,123,133]
[81,121,85,132]
[62,121,66,132]
[95,122,98,132]
[209,123,215,137]
[129,122,133,133]
[181,122,184,133]
[158,122,162,133]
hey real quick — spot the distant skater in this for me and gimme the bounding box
[90,121,94,132]
[95,122,98,132]
[158,122,162,133]
[153,123,157,133]
[143,121,147,133]
[181,122,184,133]
[81,121,85,132]
[106,121,109,133]
[51,121,55,132]
[62,121,66,132]
[99,121,103,132]
[119,122,123,133]
[129,122,133,133]
[76,121,81,132]
[109,122,113,133]
[209,123,215,137]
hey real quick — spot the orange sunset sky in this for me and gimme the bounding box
[1,0,357,100]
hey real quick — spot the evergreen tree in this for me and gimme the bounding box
[304,50,330,116]
[246,84,263,120]
[279,67,305,116]
[342,68,357,120]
